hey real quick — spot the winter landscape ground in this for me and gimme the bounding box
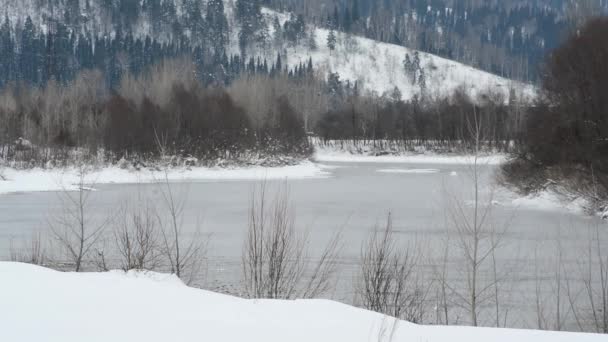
[1,262,604,342]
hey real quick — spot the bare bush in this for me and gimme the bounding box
[358,213,427,323]
[114,200,161,271]
[49,166,107,271]
[242,182,341,299]
[156,167,207,284]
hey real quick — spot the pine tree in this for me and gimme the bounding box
[272,16,283,48]
[327,29,337,54]
[390,86,402,102]
[236,0,262,56]
[352,0,360,24]
[206,0,229,54]
[343,7,352,31]
[332,5,340,29]
[0,15,15,86]
[20,16,37,84]
[418,68,426,93]
[308,27,318,51]
[275,52,282,74]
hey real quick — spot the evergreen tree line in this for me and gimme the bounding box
[0,12,315,89]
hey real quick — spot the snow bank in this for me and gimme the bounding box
[0,262,602,342]
[315,150,507,165]
[0,161,330,194]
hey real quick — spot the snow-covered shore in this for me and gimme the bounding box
[0,262,602,342]
[0,161,331,195]
[314,149,507,165]
[312,140,507,165]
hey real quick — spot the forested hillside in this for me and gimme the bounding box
[265,0,607,82]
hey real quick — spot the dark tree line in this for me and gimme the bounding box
[0,60,310,166]
[316,90,519,152]
[504,16,608,204]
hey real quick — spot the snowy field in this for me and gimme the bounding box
[0,262,603,342]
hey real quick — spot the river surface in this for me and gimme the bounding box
[1,161,605,329]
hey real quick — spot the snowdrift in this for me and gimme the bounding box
[0,262,602,342]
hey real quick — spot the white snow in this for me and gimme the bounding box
[0,262,602,342]
[314,149,507,165]
[509,189,590,215]
[377,168,440,174]
[312,139,508,165]
[0,161,330,195]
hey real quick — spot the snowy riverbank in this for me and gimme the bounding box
[0,149,599,218]
[0,262,602,342]
[314,149,507,165]
[0,161,331,195]
[312,140,508,165]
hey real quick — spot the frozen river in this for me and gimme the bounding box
[1,161,605,329]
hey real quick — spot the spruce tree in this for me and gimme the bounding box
[327,29,337,54]
[206,0,229,53]
[0,15,15,86]
[20,16,37,84]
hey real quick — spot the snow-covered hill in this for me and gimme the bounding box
[0,262,602,342]
[255,9,536,102]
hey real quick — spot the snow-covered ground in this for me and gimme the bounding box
[312,141,507,165]
[0,262,602,342]
[0,162,330,195]
[314,149,507,165]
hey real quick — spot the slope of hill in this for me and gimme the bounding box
[251,9,536,102]
[1,262,602,342]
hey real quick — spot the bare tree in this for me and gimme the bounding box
[441,106,511,326]
[242,181,341,299]
[155,170,207,284]
[50,165,107,272]
[114,200,161,271]
[152,135,207,283]
[358,213,427,323]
